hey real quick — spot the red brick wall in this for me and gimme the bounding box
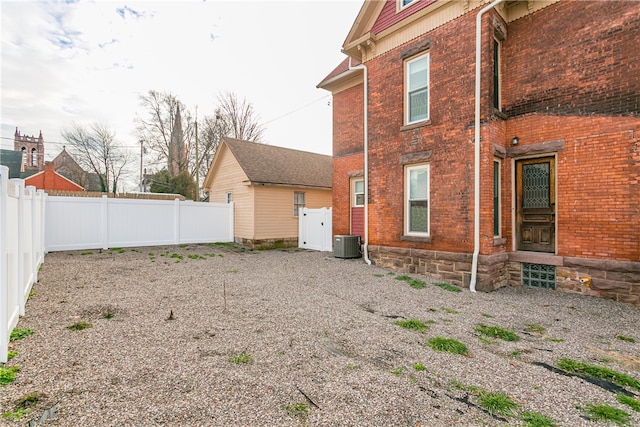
[331,0,639,297]
[502,0,640,117]
[333,83,364,237]
[365,11,478,253]
[506,115,639,261]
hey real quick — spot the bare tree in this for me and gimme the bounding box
[61,123,132,194]
[134,90,194,174]
[196,92,265,187]
[215,91,265,142]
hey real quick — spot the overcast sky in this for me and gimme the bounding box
[1,0,362,188]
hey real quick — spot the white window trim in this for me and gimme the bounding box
[294,191,305,217]
[405,52,430,125]
[397,0,416,12]
[493,158,502,237]
[405,163,430,236]
[352,178,364,207]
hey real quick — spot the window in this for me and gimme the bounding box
[31,148,37,166]
[405,164,429,235]
[405,53,430,124]
[399,0,416,9]
[294,191,305,217]
[353,179,364,207]
[225,192,232,204]
[493,159,501,236]
[493,38,501,111]
[21,147,26,165]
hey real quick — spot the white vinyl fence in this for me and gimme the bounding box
[298,207,332,251]
[1,166,234,362]
[1,166,46,363]
[45,195,234,251]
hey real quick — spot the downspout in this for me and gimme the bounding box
[471,0,505,292]
[348,55,371,265]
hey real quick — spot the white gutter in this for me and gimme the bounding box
[471,0,505,292]
[348,56,371,265]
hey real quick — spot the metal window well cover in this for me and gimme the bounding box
[334,235,361,259]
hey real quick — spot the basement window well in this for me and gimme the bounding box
[521,263,556,289]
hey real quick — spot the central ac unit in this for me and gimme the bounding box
[334,235,361,259]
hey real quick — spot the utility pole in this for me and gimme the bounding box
[195,106,199,201]
[139,139,144,192]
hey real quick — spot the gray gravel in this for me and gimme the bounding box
[2,245,639,426]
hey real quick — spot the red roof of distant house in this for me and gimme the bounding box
[25,162,84,191]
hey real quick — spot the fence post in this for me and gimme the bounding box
[101,195,109,250]
[0,166,8,363]
[174,198,180,245]
[14,181,26,315]
[229,202,235,243]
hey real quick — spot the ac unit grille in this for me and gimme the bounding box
[334,235,361,259]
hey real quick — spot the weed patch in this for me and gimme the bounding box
[475,324,520,342]
[578,403,631,425]
[477,391,518,417]
[394,318,431,333]
[230,352,253,365]
[427,337,469,356]
[442,307,459,314]
[395,275,426,289]
[557,358,640,391]
[81,251,93,255]
[413,363,426,371]
[525,324,546,334]
[67,322,92,331]
[10,328,34,341]
[616,335,636,343]
[284,403,308,415]
[0,366,19,386]
[617,394,640,412]
[520,410,557,427]
[7,351,18,361]
[434,282,462,292]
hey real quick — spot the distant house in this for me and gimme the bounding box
[24,162,84,192]
[203,137,332,249]
[318,0,639,305]
[0,149,32,179]
[51,146,102,192]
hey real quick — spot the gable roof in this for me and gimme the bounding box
[25,163,84,191]
[207,137,332,189]
[0,149,24,178]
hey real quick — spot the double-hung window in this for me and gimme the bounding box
[405,53,430,124]
[353,179,364,207]
[294,191,305,217]
[405,164,430,235]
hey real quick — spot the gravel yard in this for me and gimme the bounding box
[2,244,639,426]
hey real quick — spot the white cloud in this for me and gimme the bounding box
[2,0,361,189]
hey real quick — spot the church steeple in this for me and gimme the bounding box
[168,105,186,176]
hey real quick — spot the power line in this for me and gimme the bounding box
[263,94,330,125]
[1,93,333,149]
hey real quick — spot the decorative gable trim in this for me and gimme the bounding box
[343,0,560,63]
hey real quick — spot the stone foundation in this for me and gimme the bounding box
[367,245,507,291]
[236,237,298,250]
[367,245,640,306]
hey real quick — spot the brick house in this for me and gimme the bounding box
[318,0,639,305]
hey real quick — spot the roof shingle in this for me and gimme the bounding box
[223,137,332,189]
